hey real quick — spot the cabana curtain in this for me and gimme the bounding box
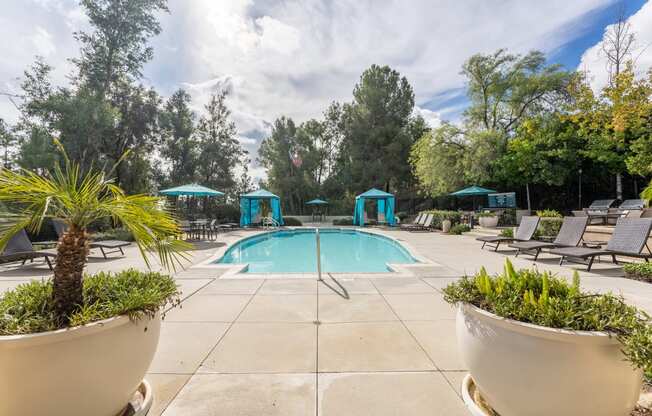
[239,189,284,227]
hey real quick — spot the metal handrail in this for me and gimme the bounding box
[316,228,322,281]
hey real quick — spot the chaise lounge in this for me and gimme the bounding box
[548,218,652,271]
[0,229,56,270]
[476,216,540,251]
[509,216,588,260]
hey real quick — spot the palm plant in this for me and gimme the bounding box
[0,144,190,325]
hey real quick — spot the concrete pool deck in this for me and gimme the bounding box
[2,227,652,415]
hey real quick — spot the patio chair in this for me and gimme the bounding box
[400,213,424,230]
[606,199,645,225]
[509,216,588,260]
[476,216,540,251]
[53,220,130,259]
[548,218,652,271]
[584,199,617,225]
[0,229,56,270]
[407,213,434,232]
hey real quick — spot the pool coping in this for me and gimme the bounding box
[192,226,439,279]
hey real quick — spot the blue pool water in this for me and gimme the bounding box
[217,229,417,273]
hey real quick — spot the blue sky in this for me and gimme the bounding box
[1,0,651,179]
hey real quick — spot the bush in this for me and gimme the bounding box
[499,208,516,226]
[91,228,135,242]
[0,269,180,335]
[536,209,562,218]
[442,259,652,375]
[213,204,240,223]
[624,262,652,283]
[333,217,354,226]
[449,224,471,235]
[499,228,514,238]
[395,211,409,221]
[535,217,563,239]
[283,217,303,226]
[428,210,462,230]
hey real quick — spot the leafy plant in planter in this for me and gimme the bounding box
[443,259,652,416]
[499,228,514,238]
[535,209,563,239]
[0,145,190,416]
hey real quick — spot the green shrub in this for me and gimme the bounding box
[333,217,354,226]
[536,209,562,218]
[0,269,180,335]
[283,217,303,226]
[91,228,135,242]
[476,211,496,217]
[442,259,652,375]
[213,204,241,223]
[449,224,471,235]
[428,210,462,230]
[534,217,563,239]
[499,228,514,238]
[623,263,652,283]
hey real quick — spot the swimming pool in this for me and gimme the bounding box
[217,229,417,273]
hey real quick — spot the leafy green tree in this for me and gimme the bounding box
[0,120,17,169]
[159,89,198,185]
[73,0,168,95]
[195,89,246,199]
[339,65,420,193]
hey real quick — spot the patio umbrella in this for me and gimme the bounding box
[159,184,224,217]
[450,185,497,210]
[159,183,225,197]
[306,199,328,205]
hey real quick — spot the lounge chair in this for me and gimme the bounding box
[549,218,652,271]
[0,229,56,270]
[400,213,424,230]
[476,216,540,251]
[584,199,617,225]
[509,216,588,260]
[408,213,433,232]
[606,199,645,225]
[53,220,130,259]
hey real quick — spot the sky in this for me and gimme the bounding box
[1,0,651,182]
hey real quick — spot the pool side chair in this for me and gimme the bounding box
[53,219,131,259]
[0,229,56,270]
[476,216,540,251]
[509,216,588,261]
[400,213,424,230]
[408,213,434,232]
[549,218,652,271]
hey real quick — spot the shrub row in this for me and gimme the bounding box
[425,210,462,230]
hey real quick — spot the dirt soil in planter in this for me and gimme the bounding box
[470,378,652,416]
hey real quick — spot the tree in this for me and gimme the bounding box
[160,89,198,185]
[0,120,17,169]
[340,65,420,193]
[73,0,168,95]
[195,89,246,199]
[0,142,188,324]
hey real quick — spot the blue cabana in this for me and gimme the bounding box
[353,188,396,226]
[240,189,284,227]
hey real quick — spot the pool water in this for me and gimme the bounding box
[217,229,417,273]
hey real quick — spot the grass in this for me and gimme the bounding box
[0,269,180,335]
[442,259,652,375]
[624,263,652,283]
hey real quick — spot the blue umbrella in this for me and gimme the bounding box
[159,183,224,197]
[306,199,328,205]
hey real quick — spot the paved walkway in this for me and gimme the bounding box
[2,227,652,415]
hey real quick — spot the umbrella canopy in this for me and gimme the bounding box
[356,188,394,199]
[306,199,328,205]
[241,189,279,199]
[450,185,497,197]
[159,183,224,197]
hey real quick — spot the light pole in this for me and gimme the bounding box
[578,168,583,209]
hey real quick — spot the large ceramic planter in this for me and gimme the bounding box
[456,304,642,416]
[478,216,498,228]
[0,312,161,416]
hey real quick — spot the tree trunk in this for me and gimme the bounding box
[52,225,89,325]
[616,173,623,200]
[525,183,532,213]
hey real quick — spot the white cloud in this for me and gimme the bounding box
[414,107,441,128]
[579,1,652,91]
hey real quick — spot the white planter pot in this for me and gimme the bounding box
[0,312,161,416]
[442,219,452,233]
[456,304,642,416]
[478,216,498,228]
